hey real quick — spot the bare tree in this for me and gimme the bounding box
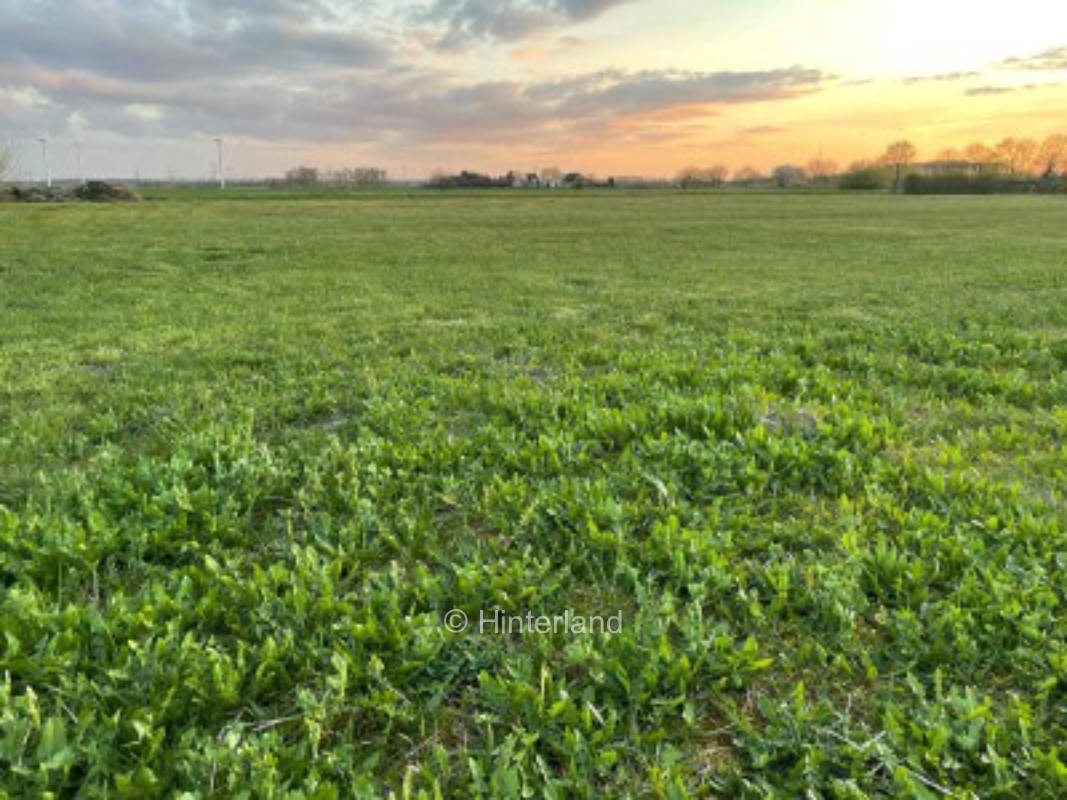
[428,169,450,189]
[994,137,1038,176]
[284,165,319,185]
[1037,133,1067,178]
[0,141,17,182]
[330,166,387,187]
[880,140,917,192]
[676,165,728,188]
[772,164,807,188]
[806,157,838,184]
[963,141,994,175]
[676,166,700,187]
[539,166,562,187]
[733,166,763,185]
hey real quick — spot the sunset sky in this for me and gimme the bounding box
[1,0,1065,180]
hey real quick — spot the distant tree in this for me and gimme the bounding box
[937,147,963,162]
[427,170,506,189]
[879,140,917,192]
[772,164,808,188]
[707,165,728,185]
[613,175,673,189]
[676,165,728,188]
[331,166,386,187]
[562,171,586,188]
[285,165,319,185]
[963,141,995,174]
[806,157,838,184]
[0,141,16,182]
[1037,133,1067,178]
[1018,138,1040,175]
[733,166,763,185]
[993,137,1038,177]
[675,166,698,187]
[539,166,562,187]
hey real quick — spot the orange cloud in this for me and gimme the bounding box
[512,46,548,62]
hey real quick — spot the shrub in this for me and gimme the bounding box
[902,173,1040,194]
[73,181,139,202]
[285,166,319,185]
[1,182,138,203]
[1,185,68,202]
[427,170,514,189]
[839,168,888,190]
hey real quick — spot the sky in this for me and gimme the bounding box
[1,0,1065,180]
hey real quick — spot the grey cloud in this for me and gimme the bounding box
[0,0,827,150]
[1,63,827,145]
[901,70,981,85]
[418,0,633,49]
[1000,46,1067,71]
[0,0,388,83]
[552,66,826,114]
[964,82,1061,96]
[964,85,1015,96]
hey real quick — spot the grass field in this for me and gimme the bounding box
[1,191,1066,798]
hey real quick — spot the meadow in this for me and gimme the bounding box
[1,190,1065,798]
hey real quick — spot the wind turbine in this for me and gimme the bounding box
[37,135,51,188]
[213,137,226,189]
[74,140,84,183]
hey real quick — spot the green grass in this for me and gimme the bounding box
[1,191,1066,798]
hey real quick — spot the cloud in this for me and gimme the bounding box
[0,61,827,147]
[511,34,586,62]
[0,0,389,83]
[418,0,634,50]
[1000,46,1067,71]
[737,125,787,136]
[901,71,981,85]
[0,85,52,126]
[124,104,167,122]
[710,124,789,148]
[0,85,51,111]
[0,0,826,162]
[66,111,88,136]
[964,82,1062,96]
[965,85,1015,96]
[549,66,827,115]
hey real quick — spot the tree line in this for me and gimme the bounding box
[280,165,387,188]
[675,133,1067,193]
[7,132,1062,194]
